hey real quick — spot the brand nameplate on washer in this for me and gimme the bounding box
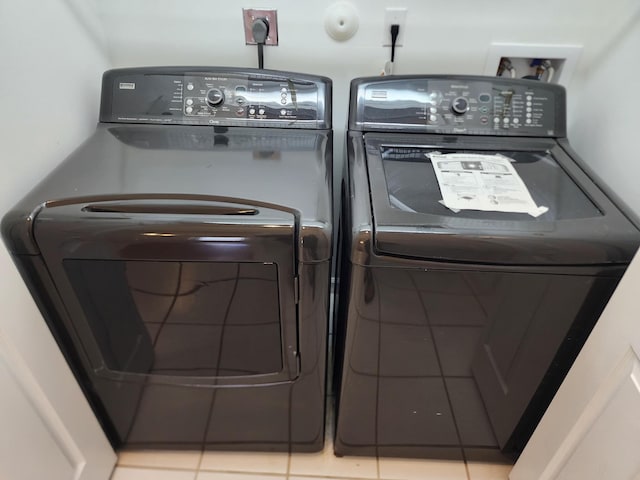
[119,82,136,90]
[371,90,388,99]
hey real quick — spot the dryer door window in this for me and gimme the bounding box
[64,260,283,378]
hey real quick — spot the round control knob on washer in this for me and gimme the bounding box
[205,88,225,107]
[451,96,469,115]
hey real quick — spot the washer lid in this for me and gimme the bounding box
[365,135,640,266]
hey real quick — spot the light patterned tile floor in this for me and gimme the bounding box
[200,451,289,474]
[378,457,469,480]
[117,449,202,471]
[465,461,513,480]
[111,467,197,480]
[112,437,512,480]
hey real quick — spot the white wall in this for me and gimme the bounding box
[0,0,110,361]
[94,0,639,164]
[0,0,112,474]
[96,0,625,73]
[511,14,640,478]
[567,10,640,222]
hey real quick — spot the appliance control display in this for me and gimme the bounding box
[178,74,309,123]
[101,68,331,129]
[352,75,565,137]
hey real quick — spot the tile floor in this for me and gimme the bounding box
[110,401,513,480]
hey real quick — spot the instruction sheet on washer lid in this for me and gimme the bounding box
[427,152,549,217]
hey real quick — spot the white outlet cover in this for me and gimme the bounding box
[484,43,583,86]
[383,7,407,46]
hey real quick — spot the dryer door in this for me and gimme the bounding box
[33,195,300,387]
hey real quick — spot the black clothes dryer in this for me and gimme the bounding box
[2,67,332,452]
[333,75,639,461]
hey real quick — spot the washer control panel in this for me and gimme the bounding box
[350,75,565,137]
[100,67,331,129]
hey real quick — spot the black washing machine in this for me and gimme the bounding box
[333,75,639,461]
[2,67,332,452]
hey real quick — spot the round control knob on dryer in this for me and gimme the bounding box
[451,96,469,115]
[205,88,225,107]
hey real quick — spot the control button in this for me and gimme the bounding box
[258,108,265,115]
[451,97,469,115]
[479,93,491,102]
[479,106,489,114]
[480,116,489,125]
[526,107,532,112]
[280,109,287,115]
[526,95,533,101]
[281,87,287,93]
[187,83,194,91]
[235,86,247,93]
[503,118,510,124]
[526,112,532,118]
[429,114,438,122]
[427,90,444,106]
[429,107,437,114]
[249,108,256,115]
[186,99,194,106]
[281,92,287,98]
[281,99,287,105]
[185,106,193,114]
[493,117,500,123]
[526,119,532,124]
[236,108,245,116]
[205,88,225,107]
[235,97,246,105]
[513,118,520,124]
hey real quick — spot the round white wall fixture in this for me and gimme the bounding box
[324,2,359,41]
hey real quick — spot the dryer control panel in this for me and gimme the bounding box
[349,75,565,137]
[100,67,332,129]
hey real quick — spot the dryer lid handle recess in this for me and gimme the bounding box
[81,202,260,216]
